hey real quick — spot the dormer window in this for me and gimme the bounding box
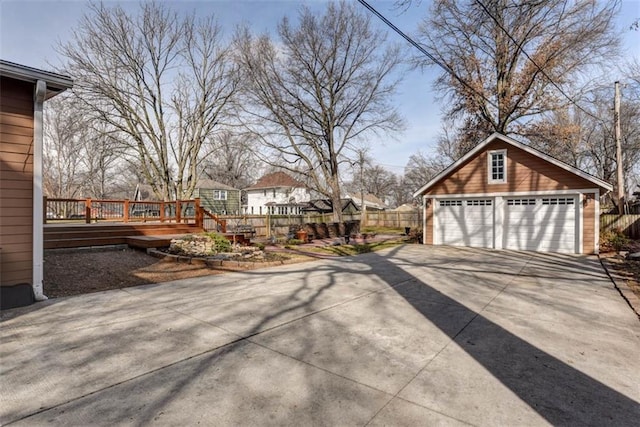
[488,149,507,184]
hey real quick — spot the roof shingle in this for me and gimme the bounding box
[245,172,306,190]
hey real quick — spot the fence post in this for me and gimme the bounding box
[194,198,202,228]
[85,198,92,223]
[176,200,182,224]
[124,199,130,223]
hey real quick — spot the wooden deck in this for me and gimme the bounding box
[44,223,203,250]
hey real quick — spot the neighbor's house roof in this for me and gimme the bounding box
[0,59,73,98]
[303,198,359,213]
[196,179,239,191]
[413,132,613,198]
[346,192,388,210]
[245,171,307,190]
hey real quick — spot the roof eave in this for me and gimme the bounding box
[412,132,613,197]
[0,60,73,97]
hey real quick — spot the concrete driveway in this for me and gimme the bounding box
[1,246,639,426]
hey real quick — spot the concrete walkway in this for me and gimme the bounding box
[1,246,639,426]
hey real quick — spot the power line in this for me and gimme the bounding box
[356,0,500,112]
[472,0,606,123]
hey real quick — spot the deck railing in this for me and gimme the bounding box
[44,197,202,224]
[44,196,228,232]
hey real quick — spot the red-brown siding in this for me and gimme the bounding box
[425,140,596,196]
[424,199,434,245]
[0,77,34,286]
[583,193,596,255]
[421,138,604,254]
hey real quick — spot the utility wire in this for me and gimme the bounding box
[359,0,607,124]
[472,0,606,123]
[356,0,500,112]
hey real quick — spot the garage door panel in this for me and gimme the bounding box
[504,197,576,254]
[435,195,577,253]
[438,199,493,248]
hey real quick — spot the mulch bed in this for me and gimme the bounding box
[43,247,308,298]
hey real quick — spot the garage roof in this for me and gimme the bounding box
[413,133,613,198]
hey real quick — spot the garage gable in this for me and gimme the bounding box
[414,133,612,197]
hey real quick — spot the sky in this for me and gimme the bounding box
[1,0,639,176]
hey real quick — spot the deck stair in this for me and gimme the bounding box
[44,223,203,250]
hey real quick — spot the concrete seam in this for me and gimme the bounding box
[6,275,416,424]
[598,256,640,320]
[363,254,532,427]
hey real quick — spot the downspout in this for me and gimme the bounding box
[422,195,426,245]
[33,80,47,301]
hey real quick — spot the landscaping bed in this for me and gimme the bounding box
[43,230,411,299]
[44,245,308,298]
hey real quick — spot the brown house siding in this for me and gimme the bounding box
[0,77,34,286]
[425,141,596,196]
[424,199,434,245]
[583,193,596,255]
[419,138,607,255]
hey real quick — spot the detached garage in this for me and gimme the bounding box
[414,133,613,254]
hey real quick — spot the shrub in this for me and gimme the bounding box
[286,239,304,246]
[352,244,373,254]
[601,228,629,253]
[205,232,232,253]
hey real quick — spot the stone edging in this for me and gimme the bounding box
[599,256,640,320]
[147,248,306,269]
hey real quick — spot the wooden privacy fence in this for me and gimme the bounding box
[600,214,640,239]
[206,210,423,238]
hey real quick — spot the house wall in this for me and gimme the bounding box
[196,188,241,215]
[583,193,596,254]
[421,141,604,254]
[425,140,596,196]
[0,77,34,287]
[424,199,434,245]
[246,187,310,214]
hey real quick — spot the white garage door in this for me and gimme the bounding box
[437,199,493,248]
[503,197,576,253]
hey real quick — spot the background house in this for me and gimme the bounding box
[346,192,388,211]
[244,171,310,215]
[195,179,241,215]
[413,133,612,254]
[303,198,359,214]
[1,60,72,309]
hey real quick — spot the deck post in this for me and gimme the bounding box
[160,201,165,222]
[85,198,92,224]
[124,199,130,223]
[194,198,202,228]
[176,200,182,224]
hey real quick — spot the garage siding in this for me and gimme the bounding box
[425,199,434,245]
[425,141,596,196]
[583,194,595,254]
[0,77,34,286]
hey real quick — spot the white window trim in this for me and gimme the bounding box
[488,149,507,184]
[213,190,227,200]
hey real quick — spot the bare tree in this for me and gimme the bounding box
[43,95,86,199]
[236,1,404,222]
[79,121,124,199]
[60,2,239,200]
[411,0,620,154]
[201,130,264,190]
[403,150,447,193]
